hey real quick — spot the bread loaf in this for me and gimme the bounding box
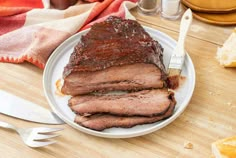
[216,28,236,67]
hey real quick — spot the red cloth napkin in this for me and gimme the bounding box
[0,0,137,69]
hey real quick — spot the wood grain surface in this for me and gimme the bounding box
[0,7,235,158]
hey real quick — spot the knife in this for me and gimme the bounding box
[0,90,64,125]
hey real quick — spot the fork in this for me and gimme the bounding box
[0,121,63,147]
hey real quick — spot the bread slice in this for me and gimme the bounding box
[217,28,236,67]
[212,136,236,158]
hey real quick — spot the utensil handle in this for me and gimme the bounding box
[0,121,18,131]
[177,9,193,55]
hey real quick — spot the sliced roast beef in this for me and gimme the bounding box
[61,16,177,131]
[70,89,175,117]
[62,63,164,96]
[61,16,167,95]
[74,99,176,131]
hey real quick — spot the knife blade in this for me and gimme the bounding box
[0,90,64,125]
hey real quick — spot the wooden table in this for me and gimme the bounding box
[0,7,235,158]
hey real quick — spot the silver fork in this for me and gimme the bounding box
[0,121,63,147]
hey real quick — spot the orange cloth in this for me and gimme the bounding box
[0,0,137,68]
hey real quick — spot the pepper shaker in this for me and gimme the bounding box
[160,0,182,20]
[138,0,160,15]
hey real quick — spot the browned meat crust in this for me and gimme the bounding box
[63,16,166,78]
[70,89,175,117]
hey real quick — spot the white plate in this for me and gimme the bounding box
[43,26,195,138]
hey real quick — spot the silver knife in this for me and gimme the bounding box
[0,90,64,124]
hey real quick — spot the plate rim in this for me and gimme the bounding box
[43,26,196,138]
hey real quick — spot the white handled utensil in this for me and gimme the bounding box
[168,9,193,76]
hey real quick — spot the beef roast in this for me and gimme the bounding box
[61,16,177,131]
[74,98,176,131]
[70,89,175,117]
[61,16,167,95]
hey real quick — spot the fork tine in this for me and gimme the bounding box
[35,127,63,133]
[33,134,60,141]
[28,140,57,148]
